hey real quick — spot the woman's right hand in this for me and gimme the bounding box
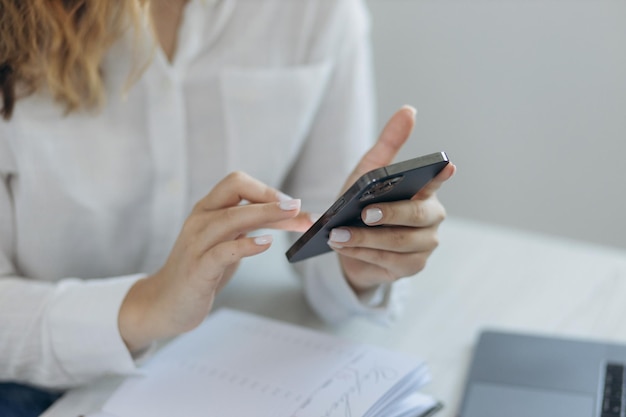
[118,172,311,352]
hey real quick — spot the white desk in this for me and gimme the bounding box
[42,217,626,417]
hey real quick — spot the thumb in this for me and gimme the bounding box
[342,105,417,191]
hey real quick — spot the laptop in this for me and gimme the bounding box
[459,329,626,417]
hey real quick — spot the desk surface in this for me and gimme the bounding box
[42,217,626,417]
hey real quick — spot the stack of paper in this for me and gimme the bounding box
[96,309,441,417]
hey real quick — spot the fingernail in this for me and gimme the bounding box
[254,234,273,245]
[276,191,294,201]
[329,228,351,243]
[364,208,383,224]
[402,104,417,118]
[309,213,321,223]
[279,199,301,211]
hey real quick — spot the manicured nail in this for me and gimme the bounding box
[402,104,417,118]
[364,208,383,224]
[276,191,294,201]
[254,235,273,245]
[329,228,351,243]
[279,199,301,211]
[309,213,321,223]
[327,241,343,249]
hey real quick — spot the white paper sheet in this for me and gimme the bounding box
[102,309,434,417]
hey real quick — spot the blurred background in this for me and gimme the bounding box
[365,0,626,250]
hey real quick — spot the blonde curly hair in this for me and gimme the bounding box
[0,1,146,120]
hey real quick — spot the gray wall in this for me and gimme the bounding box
[366,0,626,249]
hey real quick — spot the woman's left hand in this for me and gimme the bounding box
[328,106,456,293]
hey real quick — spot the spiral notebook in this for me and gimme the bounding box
[96,309,442,417]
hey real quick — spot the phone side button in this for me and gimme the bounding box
[329,198,345,214]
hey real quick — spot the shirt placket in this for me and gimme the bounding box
[142,64,188,273]
[141,1,213,272]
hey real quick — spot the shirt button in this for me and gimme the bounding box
[160,77,174,90]
[167,179,181,194]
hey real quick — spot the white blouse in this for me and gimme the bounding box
[0,0,402,388]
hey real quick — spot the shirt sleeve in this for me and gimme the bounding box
[0,139,143,389]
[282,0,407,325]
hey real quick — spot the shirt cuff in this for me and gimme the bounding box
[44,274,146,386]
[300,252,408,325]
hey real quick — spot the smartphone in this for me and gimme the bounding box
[285,151,450,263]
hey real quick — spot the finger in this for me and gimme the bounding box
[189,199,301,248]
[361,198,446,228]
[195,171,291,212]
[339,249,431,284]
[201,234,274,270]
[328,225,439,253]
[342,106,416,191]
[264,211,315,232]
[413,162,456,201]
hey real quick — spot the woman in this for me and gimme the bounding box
[0,0,455,415]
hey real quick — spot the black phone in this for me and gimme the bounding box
[285,151,450,263]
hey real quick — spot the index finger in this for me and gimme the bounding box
[412,163,457,201]
[263,211,315,233]
[195,171,290,212]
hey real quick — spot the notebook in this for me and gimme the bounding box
[95,309,442,417]
[459,329,626,417]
